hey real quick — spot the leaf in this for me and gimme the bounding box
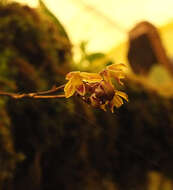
[80,41,88,53]
[86,53,105,62]
[39,0,69,39]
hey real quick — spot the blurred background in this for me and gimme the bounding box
[14,0,173,72]
[0,0,173,190]
[15,0,173,52]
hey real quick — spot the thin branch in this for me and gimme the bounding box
[35,84,65,95]
[0,84,65,99]
[31,95,65,99]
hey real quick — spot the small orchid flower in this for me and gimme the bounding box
[106,63,127,85]
[64,71,102,98]
[64,63,128,113]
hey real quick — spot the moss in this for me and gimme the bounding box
[0,2,74,189]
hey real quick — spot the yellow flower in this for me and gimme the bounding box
[106,63,127,85]
[64,72,84,98]
[99,63,127,86]
[109,90,128,113]
[64,71,102,98]
[64,63,128,113]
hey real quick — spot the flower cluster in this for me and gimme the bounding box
[64,63,128,113]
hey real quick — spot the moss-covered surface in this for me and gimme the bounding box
[0,2,74,189]
[102,75,173,190]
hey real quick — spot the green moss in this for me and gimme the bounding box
[0,2,73,188]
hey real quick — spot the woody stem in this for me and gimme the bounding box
[0,84,65,99]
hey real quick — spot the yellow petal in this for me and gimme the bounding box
[114,95,123,108]
[109,70,125,85]
[109,71,125,79]
[110,95,124,113]
[99,69,112,84]
[65,71,80,80]
[115,90,128,102]
[80,72,102,83]
[64,79,76,98]
[107,63,127,72]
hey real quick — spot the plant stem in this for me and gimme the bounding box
[0,84,65,99]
